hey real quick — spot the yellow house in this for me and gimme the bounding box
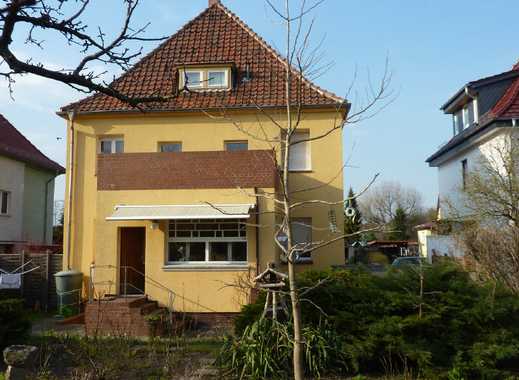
[59,0,347,318]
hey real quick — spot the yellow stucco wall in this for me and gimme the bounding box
[63,109,345,312]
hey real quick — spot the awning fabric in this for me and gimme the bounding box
[106,204,254,221]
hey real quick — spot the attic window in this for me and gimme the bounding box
[208,70,226,87]
[453,99,477,135]
[180,67,231,90]
[184,71,202,89]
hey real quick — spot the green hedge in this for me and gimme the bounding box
[0,298,31,348]
[223,263,519,379]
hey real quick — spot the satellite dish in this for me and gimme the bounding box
[345,207,356,218]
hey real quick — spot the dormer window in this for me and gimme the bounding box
[184,71,202,89]
[180,66,231,90]
[208,70,227,87]
[453,99,477,135]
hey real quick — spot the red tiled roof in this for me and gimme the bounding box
[427,60,519,163]
[490,61,519,119]
[0,114,65,174]
[61,2,344,115]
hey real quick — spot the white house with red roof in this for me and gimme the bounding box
[0,114,64,252]
[421,61,519,259]
[427,60,519,220]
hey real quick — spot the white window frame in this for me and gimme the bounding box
[166,219,247,266]
[183,70,203,89]
[0,190,9,216]
[453,99,479,135]
[158,142,182,153]
[99,137,124,154]
[207,69,228,88]
[288,131,311,171]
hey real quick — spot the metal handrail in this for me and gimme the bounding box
[89,264,176,315]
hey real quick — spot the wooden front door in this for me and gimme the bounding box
[119,227,145,295]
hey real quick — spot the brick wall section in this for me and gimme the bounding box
[85,297,238,337]
[85,298,154,337]
[97,149,277,191]
[182,312,237,331]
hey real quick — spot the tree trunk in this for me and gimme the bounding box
[282,1,303,378]
[288,259,304,379]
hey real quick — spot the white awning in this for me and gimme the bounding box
[106,204,254,221]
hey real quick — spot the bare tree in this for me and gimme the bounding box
[461,132,519,226]
[210,1,393,377]
[0,0,168,106]
[455,130,519,293]
[359,180,424,224]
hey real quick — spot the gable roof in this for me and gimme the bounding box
[60,2,345,115]
[427,60,519,164]
[0,115,65,174]
[490,60,519,119]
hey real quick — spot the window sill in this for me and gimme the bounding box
[288,169,313,173]
[162,264,250,272]
[280,259,314,265]
[0,214,10,218]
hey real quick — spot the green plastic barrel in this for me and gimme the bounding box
[54,270,83,316]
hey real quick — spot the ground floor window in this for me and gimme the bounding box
[167,219,247,265]
[0,190,9,215]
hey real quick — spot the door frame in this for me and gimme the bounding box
[118,226,146,296]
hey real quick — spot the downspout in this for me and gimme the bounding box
[65,110,76,270]
[254,187,260,275]
[43,172,59,245]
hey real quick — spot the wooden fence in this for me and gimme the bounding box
[0,252,63,311]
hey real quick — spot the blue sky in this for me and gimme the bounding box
[1,0,518,207]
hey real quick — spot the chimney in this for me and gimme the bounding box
[208,0,220,6]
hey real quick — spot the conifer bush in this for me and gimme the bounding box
[220,263,519,379]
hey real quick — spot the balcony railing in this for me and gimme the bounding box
[97,149,277,191]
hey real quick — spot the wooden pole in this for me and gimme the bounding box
[272,291,278,320]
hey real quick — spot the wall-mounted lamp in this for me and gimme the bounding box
[150,220,159,230]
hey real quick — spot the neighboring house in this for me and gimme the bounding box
[0,115,65,253]
[427,60,519,219]
[59,0,347,315]
[425,60,519,259]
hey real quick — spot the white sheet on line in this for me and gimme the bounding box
[0,273,21,289]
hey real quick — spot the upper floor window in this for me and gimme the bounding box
[159,142,182,153]
[291,218,313,262]
[453,100,477,135]
[208,70,227,88]
[180,67,231,90]
[100,137,124,154]
[288,131,311,171]
[0,190,9,215]
[461,159,468,190]
[184,70,202,89]
[225,141,248,151]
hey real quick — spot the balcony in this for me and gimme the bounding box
[97,150,277,191]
